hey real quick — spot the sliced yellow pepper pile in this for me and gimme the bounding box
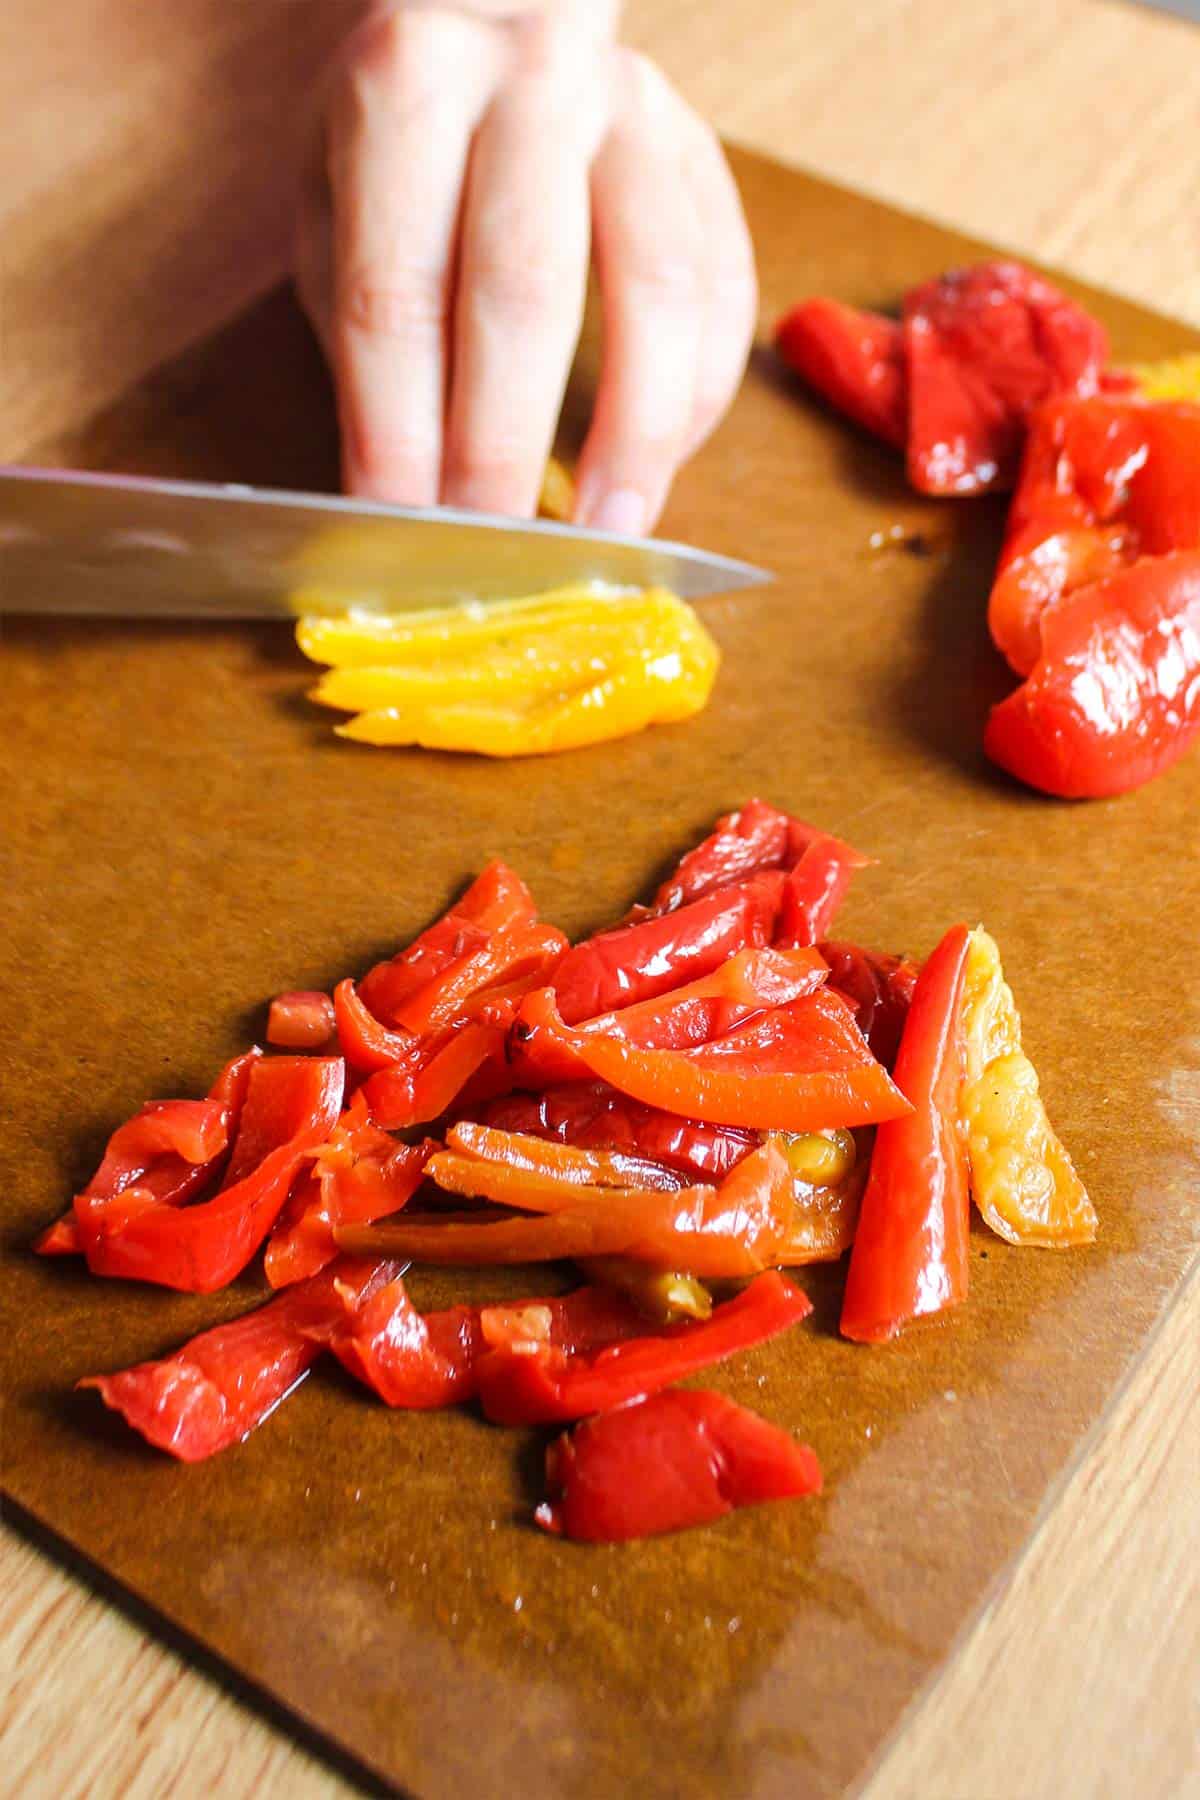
[297,585,721,757]
[960,928,1097,1248]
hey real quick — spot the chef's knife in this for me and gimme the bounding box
[0,466,771,619]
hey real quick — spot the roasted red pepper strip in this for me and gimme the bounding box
[78,1258,401,1459]
[984,550,1200,798]
[476,1270,811,1425]
[267,990,337,1049]
[75,1057,346,1292]
[356,861,537,1022]
[989,397,1200,675]
[302,1276,644,1409]
[443,1122,687,1192]
[476,1083,757,1182]
[819,941,921,1069]
[265,1096,436,1286]
[536,1389,823,1542]
[392,922,567,1036]
[552,873,785,1024]
[511,946,830,1089]
[340,1142,796,1277]
[359,1022,501,1129]
[903,261,1107,495]
[840,924,971,1342]
[774,835,872,949]
[775,298,907,448]
[650,798,864,918]
[515,984,908,1133]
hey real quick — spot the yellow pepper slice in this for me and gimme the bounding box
[296,586,647,669]
[1125,353,1200,404]
[960,928,1097,1247]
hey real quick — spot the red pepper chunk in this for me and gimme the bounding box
[904,262,1108,495]
[552,872,785,1024]
[477,1270,811,1425]
[302,1276,645,1409]
[267,991,336,1049]
[989,397,1200,675]
[517,984,909,1134]
[650,798,865,922]
[265,1096,436,1287]
[775,299,907,449]
[984,550,1200,798]
[356,860,538,1022]
[78,1258,401,1460]
[75,1057,345,1292]
[536,1389,823,1542]
[477,1084,757,1183]
[819,941,921,1069]
[840,924,971,1343]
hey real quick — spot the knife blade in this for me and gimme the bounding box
[0,466,771,619]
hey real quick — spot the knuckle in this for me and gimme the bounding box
[337,267,448,341]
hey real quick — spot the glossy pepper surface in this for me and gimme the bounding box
[536,1388,823,1542]
[775,298,907,447]
[984,549,1200,798]
[840,924,971,1342]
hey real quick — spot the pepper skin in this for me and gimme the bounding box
[536,1389,823,1542]
[840,924,971,1342]
[775,299,907,448]
[984,550,1200,798]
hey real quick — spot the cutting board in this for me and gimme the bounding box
[3,151,1198,1800]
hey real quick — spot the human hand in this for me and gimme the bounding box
[295,1,757,534]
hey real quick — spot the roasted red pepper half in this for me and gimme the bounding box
[265,1094,436,1287]
[514,982,909,1133]
[840,923,971,1342]
[775,298,907,449]
[988,396,1200,675]
[79,1258,401,1459]
[75,1056,345,1292]
[536,1388,823,1542]
[476,1269,811,1425]
[552,872,785,1024]
[302,1275,645,1409]
[903,261,1108,496]
[477,1083,757,1183]
[984,549,1200,798]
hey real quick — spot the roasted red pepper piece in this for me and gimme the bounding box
[476,1083,757,1183]
[358,1022,501,1129]
[266,990,337,1049]
[515,984,909,1133]
[442,1122,687,1193]
[391,922,567,1036]
[775,298,907,449]
[819,941,921,1069]
[265,1095,435,1286]
[840,924,971,1342]
[75,1057,345,1292]
[536,1389,823,1541]
[356,861,537,1022]
[78,1258,401,1459]
[552,873,785,1024]
[774,834,872,949]
[302,1275,644,1409]
[989,397,1200,674]
[904,261,1108,495]
[984,549,1200,798]
[476,1270,811,1425]
[341,1142,797,1277]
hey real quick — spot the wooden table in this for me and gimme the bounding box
[2,2,1198,1794]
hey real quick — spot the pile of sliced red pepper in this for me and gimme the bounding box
[776,263,1200,798]
[43,802,1094,1542]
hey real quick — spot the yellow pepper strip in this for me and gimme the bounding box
[538,456,576,521]
[960,928,1097,1248]
[1125,353,1200,404]
[334,624,718,756]
[296,586,668,669]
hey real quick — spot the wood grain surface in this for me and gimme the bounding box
[2,2,1198,1796]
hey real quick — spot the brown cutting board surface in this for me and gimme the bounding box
[3,151,1198,1800]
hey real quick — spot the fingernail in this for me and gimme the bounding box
[582,487,648,536]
